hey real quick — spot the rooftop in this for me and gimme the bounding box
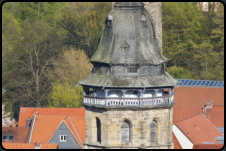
[192,144,224,149]
[30,115,85,145]
[2,127,30,143]
[175,114,223,144]
[2,142,58,149]
[174,87,224,108]
[18,107,85,127]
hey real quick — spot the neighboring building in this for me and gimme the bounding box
[193,144,224,149]
[2,127,30,143]
[17,107,85,149]
[79,2,177,149]
[18,107,85,127]
[2,142,58,149]
[173,114,224,149]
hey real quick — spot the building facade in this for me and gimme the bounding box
[79,2,177,149]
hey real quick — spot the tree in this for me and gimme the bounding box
[47,83,84,108]
[5,19,65,111]
[60,2,112,58]
[52,46,92,86]
[47,46,92,108]
[2,104,15,127]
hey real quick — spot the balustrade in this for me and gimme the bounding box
[83,94,174,107]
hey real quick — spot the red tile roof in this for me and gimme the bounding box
[2,142,58,149]
[2,127,30,143]
[64,117,84,149]
[18,107,85,127]
[175,114,223,144]
[173,105,224,127]
[206,105,224,127]
[193,144,224,149]
[172,133,182,149]
[30,115,85,145]
[174,87,224,107]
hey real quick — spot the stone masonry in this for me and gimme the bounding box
[83,106,174,149]
[112,2,162,53]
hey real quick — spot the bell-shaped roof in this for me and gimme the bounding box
[90,2,167,65]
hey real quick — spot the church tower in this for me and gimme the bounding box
[79,2,177,149]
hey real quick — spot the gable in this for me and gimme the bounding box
[48,121,81,149]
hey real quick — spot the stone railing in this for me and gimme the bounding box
[83,95,174,107]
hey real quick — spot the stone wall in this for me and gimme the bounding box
[84,106,174,149]
[112,2,162,53]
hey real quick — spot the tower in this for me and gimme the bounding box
[79,2,177,149]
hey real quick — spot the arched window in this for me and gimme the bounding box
[96,117,101,143]
[122,41,129,53]
[150,120,156,142]
[107,14,113,26]
[121,120,130,143]
[140,15,147,27]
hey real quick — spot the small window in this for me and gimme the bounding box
[140,15,147,28]
[122,41,129,53]
[60,135,67,142]
[9,135,14,141]
[2,135,8,141]
[127,67,138,73]
[133,91,138,94]
[151,121,156,142]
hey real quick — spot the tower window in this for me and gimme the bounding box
[140,15,147,27]
[121,121,130,143]
[122,41,130,53]
[150,120,157,142]
[127,67,138,73]
[107,14,113,26]
[96,117,101,143]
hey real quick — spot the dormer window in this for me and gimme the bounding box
[60,135,67,142]
[122,41,129,53]
[140,15,147,27]
[107,14,113,26]
[127,67,138,73]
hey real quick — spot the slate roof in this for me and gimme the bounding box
[175,114,223,144]
[174,87,224,107]
[18,107,85,127]
[79,2,177,88]
[192,144,224,149]
[2,127,30,143]
[91,2,166,65]
[79,72,177,88]
[30,115,85,145]
[2,142,58,149]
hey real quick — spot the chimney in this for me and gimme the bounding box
[34,108,39,115]
[26,117,32,127]
[35,141,41,149]
[12,119,16,127]
[194,125,197,129]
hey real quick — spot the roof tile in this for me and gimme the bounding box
[2,142,58,149]
[174,87,224,108]
[193,144,224,149]
[18,107,85,127]
[175,114,223,144]
[2,127,30,143]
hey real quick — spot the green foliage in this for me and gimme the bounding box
[48,83,84,108]
[163,2,224,80]
[166,66,192,79]
[59,2,112,58]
